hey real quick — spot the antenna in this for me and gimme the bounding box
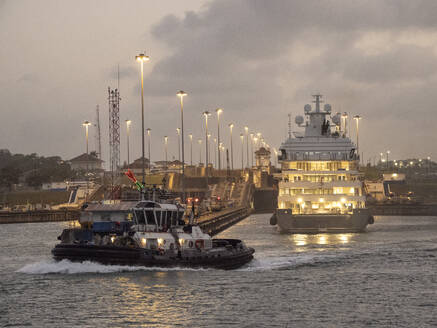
[288,113,292,139]
[95,105,102,160]
[117,64,120,91]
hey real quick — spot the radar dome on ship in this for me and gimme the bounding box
[304,104,311,113]
[295,115,304,125]
[324,104,332,113]
[332,113,341,125]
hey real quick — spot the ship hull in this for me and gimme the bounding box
[52,239,254,270]
[272,208,373,233]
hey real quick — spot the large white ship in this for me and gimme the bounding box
[270,94,374,233]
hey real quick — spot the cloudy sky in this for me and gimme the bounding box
[2,0,437,167]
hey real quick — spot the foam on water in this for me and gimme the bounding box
[17,259,208,275]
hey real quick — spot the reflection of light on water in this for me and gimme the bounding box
[338,234,350,244]
[291,234,307,246]
[318,235,327,245]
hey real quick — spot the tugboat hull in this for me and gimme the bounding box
[52,239,254,270]
[273,208,374,233]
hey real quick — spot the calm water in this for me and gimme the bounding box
[1,214,436,327]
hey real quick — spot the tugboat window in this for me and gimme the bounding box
[145,210,155,225]
[135,209,146,225]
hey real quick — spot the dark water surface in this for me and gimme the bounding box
[1,215,436,327]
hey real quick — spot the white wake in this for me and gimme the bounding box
[17,259,208,274]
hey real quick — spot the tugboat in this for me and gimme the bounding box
[270,94,374,233]
[52,184,254,270]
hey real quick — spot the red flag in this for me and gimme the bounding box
[124,169,137,183]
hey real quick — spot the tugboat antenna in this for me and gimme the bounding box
[288,113,292,139]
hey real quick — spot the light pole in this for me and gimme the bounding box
[216,108,223,170]
[228,123,234,170]
[82,120,91,155]
[341,113,348,137]
[135,52,150,190]
[214,137,217,168]
[353,115,361,161]
[202,111,211,180]
[146,128,151,173]
[198,139,202,165]
[240,133,244,170]
[164,136,168,171]
[189,134,193,166]
[208,134,211,167]
[386,150,390,169]
[176,90,187,202]
[82,120,91,202]
[250,133,254,167]
[176,128,181,163]
[220,143,225,169]
[244,126,249,168]
[125,120,131,168]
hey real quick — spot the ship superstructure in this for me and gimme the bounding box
[271,94,373,233]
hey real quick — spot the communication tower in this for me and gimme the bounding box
[108,87,121,174]
[94,105,102,160]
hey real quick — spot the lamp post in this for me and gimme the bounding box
[202,111,211,180]
[214,137,217,168]
[146,128,151,173]
[240,133,244,170]
[198,139,202,165]
[82,120,91,202]
[386,150,390,169]
[244,126,249,168]
[228,123,234,170]
[208,134,211,167]
[341,113,348,137]
[164,136,168,171]
[176,128,181,162]
[189,134,193,166]
[83,120,91,155]
[135,52,150,190]
[176,90,187,202]
[353,115,361,162]
[250,133,254,167]
[125,120,131,168]
[216,108,223,170]
[220,143,225,169]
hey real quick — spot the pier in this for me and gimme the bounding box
[0,209,79,224]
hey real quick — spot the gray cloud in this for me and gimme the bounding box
[144,0,437,160]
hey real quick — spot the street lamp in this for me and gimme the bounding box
[244,126,249,168]
[189,134,193,166]
[198,139,202,165]
[146,128,151,173]
[228,123,234,170]
[82,121,91,154]
[216,108,223,170]
[164,136,168,171]
[213,137,217,168]
[250,133,254,167]
[386,150,390,169]
[341,112,348,137]
[176,90,187,202]
[208,133,211,167]
[125,120,131,168]
[353,115,361,161]
[82,120,91,202]
[135,52,150,189]
[202,111,211,179]
[240,133,244,170]
[176,128,181,162]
